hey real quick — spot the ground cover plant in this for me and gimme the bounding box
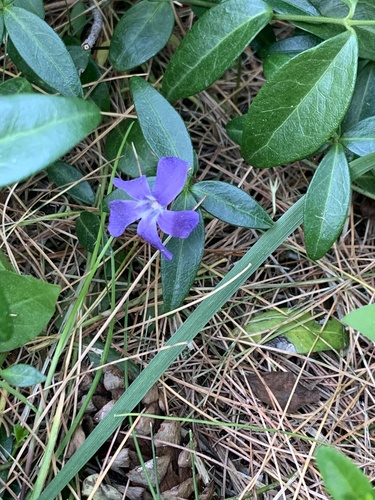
[0,0,375,498]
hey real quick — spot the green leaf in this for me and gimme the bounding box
[263,53,292,79]
[241,32,358,168]
[0,94,101,188]
[14,0,44,18]
[267,32,321,57]
[4,6,82,96]
[341,116,375,156]
[0,271,60,352]
[80,59,110,112]
[342,304,375,342]
[0,364,46,387]
[304,144,350,260]
[295,1,375,61]
[242,309,348,353]
[0,77,33,95]
[70,1,87,37]
[109,0,174,71]
[162,0,272,101]
[48,161,95,206]
[191,181,273,229]
[343,62,375,130]
[226,115,246,145]
[354,171,375,196]
[13,424,29,445]
[0,283,12,342]
[316,446,375,500]
[341,0,359,12]
[266,0,320,16]
[0,249,13,272]
[105,119,157,178]
[130,76,194,167]
[76,211,108,254]
[162,193,204,312]
[66,44,89,74]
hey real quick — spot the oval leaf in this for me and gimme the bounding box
[243,309,348,353]
[4,6,82,96]
[342,304,375,342]
[266,0,320,16]
[76,211,109,254]
[341,116,375,156]
[316,446,375,500]
[303,144,351,260]
[130,76,194,167]
[242,31,358,168]
[14,0,44,18]
[1,364,46,387]
[163,0,272,101]
[105,119,157,178]
[0,77,33,95]
[162,193,204,312]
[342,61,375,131]
[48,161,95,206]
[191,181,273,229]
[0,94,101,188]
[109,0,174,71]
[0,271,60,353]
[226,115,246,145]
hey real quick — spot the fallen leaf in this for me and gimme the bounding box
[246,371,321,412]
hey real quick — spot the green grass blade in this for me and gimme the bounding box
[38,196,304,499]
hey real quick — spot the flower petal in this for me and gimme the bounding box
[152,157,189,206]
[137,213,173,260]
[157,209,199,238]
[113,175,152,200]
[108,200,140,237]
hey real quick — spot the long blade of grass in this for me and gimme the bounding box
[38,196,304,499]
[37,152,375,500]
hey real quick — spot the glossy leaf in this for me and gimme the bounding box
[130,77,194,167]
[342,304,375,342]
[296,0,375,61]
[0,271,60,352]
[162,193,204,312]
[354,171,375,196]
[267,32,321,57]
[48,161,95,206]
[266,0,320,15]
[66,44,89,74]
[4,6,82,96]
[109,0,174,71]
[70,1,87,37]
[81,59,110,112]
[76,211,108,254]
[191,181,273,229]
[243,309,348,353]
[341,116,375,156]
[0,364,46,387]
[263,53,292,79]
[242,32,358,168]
[341,0,359,11]
[162,0,272,101]
[304,144,350,260]
[0,77,33,95]
[0,94,101,188]
[0,249,13,272]
[345,63,375,132]
[14,0,44,17]
[316,447,375,500]
[226,115,246,145]
[105,119,157,178]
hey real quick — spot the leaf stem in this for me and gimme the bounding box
[273,14,375,27]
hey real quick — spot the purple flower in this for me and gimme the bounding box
[108,157,199,260]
